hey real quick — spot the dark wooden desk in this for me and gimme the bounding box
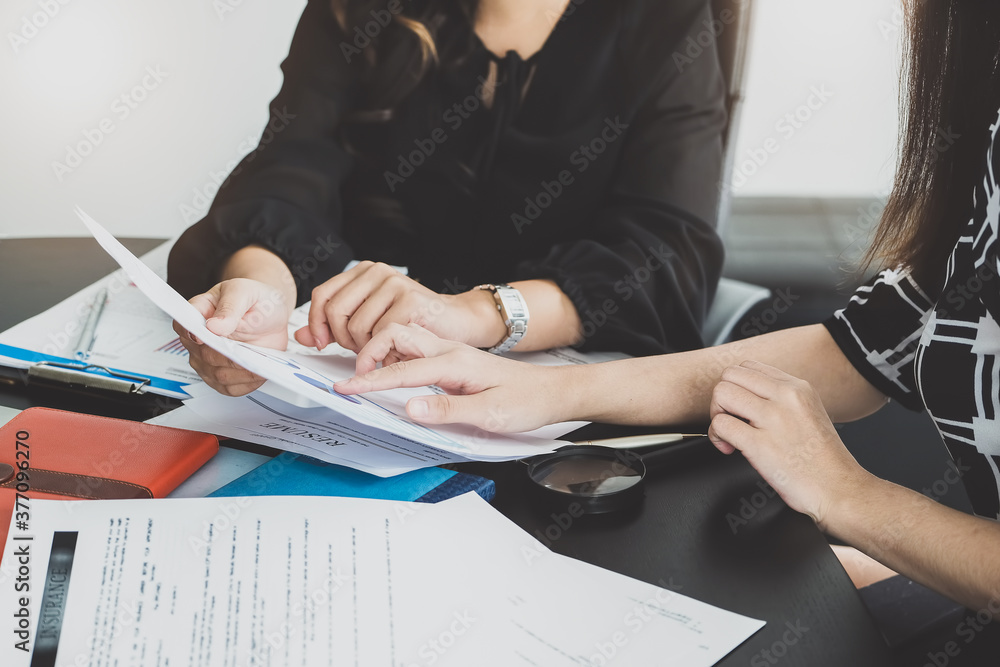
[0,238,896,666]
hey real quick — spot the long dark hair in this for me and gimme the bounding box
[866,0,1000,286]
[330,0,479,117]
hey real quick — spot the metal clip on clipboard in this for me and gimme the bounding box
[27,361,152,395]
[20,286,151,396]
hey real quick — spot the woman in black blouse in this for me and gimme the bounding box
[337,1,1000,611]
[168,0,726,395]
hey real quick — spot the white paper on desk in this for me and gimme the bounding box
[0,242,200,398]
[149,366,595,476]
[434,494,767,666]
[78,208,581,464]
[85,268,200,385]
[0,494,764,667]
[154,381,590,477]
[280,348,589,458]
[155,389,474,477]
[285,304,600,442]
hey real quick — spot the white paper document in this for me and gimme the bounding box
[79,209,555,452]
[149,341,605,475]
[1,494,764,666]
[79,209,612,472]
[0,242,201,398]
[154,388,475,477]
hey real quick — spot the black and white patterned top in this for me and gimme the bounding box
[825,110,1000,521]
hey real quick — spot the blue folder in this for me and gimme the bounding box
[208,452,495,504]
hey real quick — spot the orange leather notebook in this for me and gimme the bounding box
[0,407,218,548]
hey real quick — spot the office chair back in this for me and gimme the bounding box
[700,0,771,347]
[711,0,754,237]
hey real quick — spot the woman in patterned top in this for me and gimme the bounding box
[334,0,1000,612]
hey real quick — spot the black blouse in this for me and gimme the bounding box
[167,0,727,356]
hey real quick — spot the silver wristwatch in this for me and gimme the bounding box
[476,284,529,354]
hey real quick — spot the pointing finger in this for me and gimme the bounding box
[353,323,456,376]
[336,355,458,395]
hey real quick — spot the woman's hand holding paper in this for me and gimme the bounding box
[174,278,292,396]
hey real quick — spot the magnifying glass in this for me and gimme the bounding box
[525,435,709,514]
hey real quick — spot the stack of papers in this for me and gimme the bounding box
[150,340,611,476]
[72,209,616,475]
[153,379,579,476]
[0,493,764,665]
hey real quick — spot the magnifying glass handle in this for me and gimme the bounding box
[638,436,711,472]
[574,433,707,450]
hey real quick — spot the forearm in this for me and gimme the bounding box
[508,279,582,351]
[558,324,887,426]
[446,279,580,350]
[219,245,297,312]
[829,474,1000,610]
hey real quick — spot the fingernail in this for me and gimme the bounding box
[409,399,429,418]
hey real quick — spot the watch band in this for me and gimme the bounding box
[476,284,530,354]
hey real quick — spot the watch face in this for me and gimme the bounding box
[483,286,529,354]
[497,289,528,319]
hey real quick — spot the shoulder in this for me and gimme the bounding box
[967,108,1000,257]
[282,0,366,87]
[986,111,1000,252]
[988,111,1000,184]
[831,268,933,346]
[616,0,716,51]
[611,0,722,90]
[296,0,344,39]
[953,108,1000,303]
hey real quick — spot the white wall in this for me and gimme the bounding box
[0,0,902,239]
[0,0,305,239]
[732,0,903,198]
